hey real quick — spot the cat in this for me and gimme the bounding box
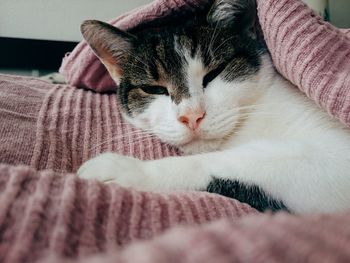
[77,0,350,213]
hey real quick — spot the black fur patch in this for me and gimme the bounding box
[206,178,288,212]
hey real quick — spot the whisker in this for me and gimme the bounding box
[212,36,236,55]
[88,133,157,153]
[208,21,220,57]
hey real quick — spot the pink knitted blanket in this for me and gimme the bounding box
[1,0,350,262]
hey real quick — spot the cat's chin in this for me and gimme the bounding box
[177,138,224,155]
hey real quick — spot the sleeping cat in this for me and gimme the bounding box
[78,0,350,213]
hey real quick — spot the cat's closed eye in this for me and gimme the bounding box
[203,63,227,88]
[140,85,169,95]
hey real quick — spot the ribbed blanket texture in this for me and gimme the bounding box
[1,0,350,262]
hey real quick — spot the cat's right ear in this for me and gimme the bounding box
[81,20,136,83]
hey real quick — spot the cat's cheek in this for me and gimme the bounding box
[136,117,151,128]
[123,109,153,131]
[143,98,168,124]
[148,103,179,130]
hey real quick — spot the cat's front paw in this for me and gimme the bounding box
[77,153,147,188]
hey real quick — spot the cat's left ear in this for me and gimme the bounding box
[207,0,257,36]
[81,20,136,83]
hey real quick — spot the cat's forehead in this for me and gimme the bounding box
[123,25,228,99]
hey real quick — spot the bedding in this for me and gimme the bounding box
[1,0,350,262]
[0,163,254,263]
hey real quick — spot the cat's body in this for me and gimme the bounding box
[78,0,350,213]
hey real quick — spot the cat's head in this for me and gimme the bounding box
[81,0,271,154]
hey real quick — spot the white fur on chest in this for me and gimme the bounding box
[221,76,348,150]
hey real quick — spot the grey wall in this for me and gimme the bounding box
[303,0,350,27]
[329,0,350,28]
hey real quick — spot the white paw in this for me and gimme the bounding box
[77,153,148,188]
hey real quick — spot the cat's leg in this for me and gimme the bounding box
[78,152,212,190]
[78,139,350,213]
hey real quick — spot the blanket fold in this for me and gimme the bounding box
[38,210,350,263]
[82,211,350,263]
[0,164,254,263]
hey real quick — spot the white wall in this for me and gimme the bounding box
[0,0,349,42]
[0,0,153,42]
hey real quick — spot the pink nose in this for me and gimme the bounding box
[178,110,206,131]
